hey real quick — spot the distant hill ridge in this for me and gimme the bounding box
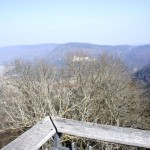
[0,42,150,69]
[0,43,58,63]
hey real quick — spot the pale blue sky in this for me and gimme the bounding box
[0,0,150,46]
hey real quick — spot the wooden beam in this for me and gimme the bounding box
[51,116,150,148]
[2,117,56,150]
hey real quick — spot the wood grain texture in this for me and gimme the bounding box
[2,117,56,150]
[51,116,150,148]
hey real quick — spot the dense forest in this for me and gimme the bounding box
[0,52,150,149]
[134,65,150,87]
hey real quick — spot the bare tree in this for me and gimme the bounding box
[59,53,141,127]
[0,54,145,149]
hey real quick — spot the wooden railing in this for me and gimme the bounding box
[2,116,150,150]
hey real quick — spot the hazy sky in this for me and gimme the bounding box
[0,0,150,46]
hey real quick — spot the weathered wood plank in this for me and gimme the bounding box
[51,116,150,148]
[2,116,56,150]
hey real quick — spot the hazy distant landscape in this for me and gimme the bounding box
[0,43,150,70]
